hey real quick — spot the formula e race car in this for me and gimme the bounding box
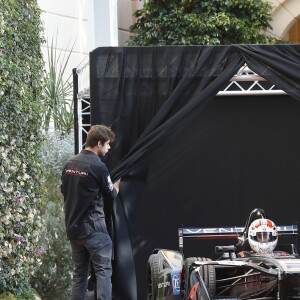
[146,208,300,300]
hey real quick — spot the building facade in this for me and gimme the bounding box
[268,0,300,43]
[37,0,118,73]
[37,0,300,76]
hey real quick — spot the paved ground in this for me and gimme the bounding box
[86,291,95,299]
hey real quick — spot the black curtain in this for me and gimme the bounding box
[89,45,300,300]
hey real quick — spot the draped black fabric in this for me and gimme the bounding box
[89,45,300,300]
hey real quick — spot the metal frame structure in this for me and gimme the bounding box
[73,57,91,154]
[73,63,286,153]
[218,64,286,96]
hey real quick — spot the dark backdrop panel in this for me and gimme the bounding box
[88,45,300,300]
[89,46,244,171]
[125,94,300,298]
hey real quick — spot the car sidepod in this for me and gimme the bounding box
[147,249,183,300]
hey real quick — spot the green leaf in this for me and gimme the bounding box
[127,0,283,45]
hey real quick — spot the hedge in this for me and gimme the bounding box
[0,0,46,296]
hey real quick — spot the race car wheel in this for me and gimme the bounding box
[181,257,216,300]
[147,254,161,300]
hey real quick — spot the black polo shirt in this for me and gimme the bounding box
[61,149,117,240]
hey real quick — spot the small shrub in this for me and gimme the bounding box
[0,293,16,300]
[31,132,74,299]
[30,197,72,300]
[0,288,38,300]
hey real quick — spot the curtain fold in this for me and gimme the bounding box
[110,46,244,180]
[237,45,300,100]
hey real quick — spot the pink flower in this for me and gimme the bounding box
[35,248,43,254]
[15,237,25,243]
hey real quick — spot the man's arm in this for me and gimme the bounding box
[97,164,119,199]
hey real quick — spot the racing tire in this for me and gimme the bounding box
[181,257,216,300]
[147,254,161,300]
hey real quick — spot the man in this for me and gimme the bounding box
[61,125,120,300]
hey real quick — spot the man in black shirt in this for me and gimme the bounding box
[61,125,120,300]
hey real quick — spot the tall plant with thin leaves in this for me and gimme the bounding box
[43,36,74,135]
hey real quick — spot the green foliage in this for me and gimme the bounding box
[0,293,16,300]
[43,36,74,136]
[30,197,72,300]
[128,0,280,45]
[0,288,38,300]
[31,132,74,299]
[0,0,46,297]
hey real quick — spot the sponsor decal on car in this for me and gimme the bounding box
[158,281,170,289]
[171,270,181,295]
[183,225,297,235]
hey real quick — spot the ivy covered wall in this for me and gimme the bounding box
[0,0,46,296]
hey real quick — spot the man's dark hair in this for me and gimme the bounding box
[85,125,115,147]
